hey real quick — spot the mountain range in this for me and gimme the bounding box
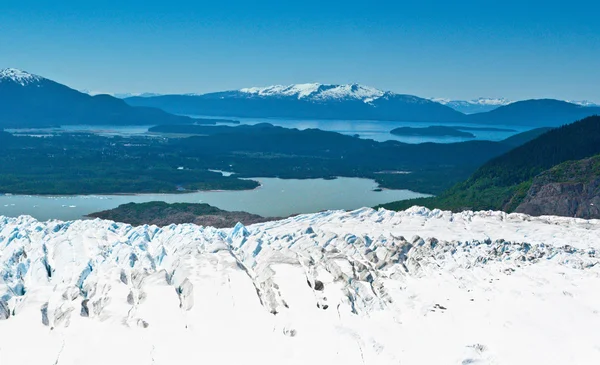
[2,68,600,128]
[430,97,513,114]
[126,83,466,123]
[107,91,600,114]
[465,99,600,126]
[127,83,600,127]
[431,97,599,114]
[0,68,193,128]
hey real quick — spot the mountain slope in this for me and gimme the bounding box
[381,116,600,216]
[126,83,467,122]
[0,68,193,128]
[500,127,554,147]
[1,208,599,365]
[515,154,600,218]
[467,99,600,127]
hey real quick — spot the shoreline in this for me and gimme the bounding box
[0,175,434,198]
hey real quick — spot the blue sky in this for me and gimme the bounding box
[1,1,599,101]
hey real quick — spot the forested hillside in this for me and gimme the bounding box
[380,116,600,213]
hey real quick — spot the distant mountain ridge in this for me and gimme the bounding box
[432,97,599,114]
[126,83,466,123]
[465,99,600,127]
[80,91,163,98]
[0,68,194,128]
[237,83,388,103]
[127,84,600,127]
[431,97,513,114]
[3,68,600,128]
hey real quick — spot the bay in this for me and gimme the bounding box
[0,177,430,222]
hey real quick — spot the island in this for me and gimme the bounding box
[87,201,279,228]
[390,126,476,138]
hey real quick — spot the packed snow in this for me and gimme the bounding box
[239,83,388,103]
[1,207,599,365]
[0,68,43,86]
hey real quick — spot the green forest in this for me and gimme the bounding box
[380,116,600,212]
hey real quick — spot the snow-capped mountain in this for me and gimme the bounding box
[434,97,600,114]
[0,68,192,128]
[239,83,389,103]
[1,207,599,364]
[126,84,466,123]
[0,68,44,86]
[431,97,513,114]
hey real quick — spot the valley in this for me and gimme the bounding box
[1,68,597,221]
[3,5,600,365]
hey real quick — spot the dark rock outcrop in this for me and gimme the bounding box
[516,156,600,219]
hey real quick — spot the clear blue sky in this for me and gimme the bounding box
[1,0,599,101]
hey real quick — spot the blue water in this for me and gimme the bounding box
[0,177,430,221]
[185,115,532,143]
[7,118,531,144]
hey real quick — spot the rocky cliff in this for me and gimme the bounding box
[516,155,600,218]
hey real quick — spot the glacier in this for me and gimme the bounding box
[0,207,599,365]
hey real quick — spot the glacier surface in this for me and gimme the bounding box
[0,207,599,365]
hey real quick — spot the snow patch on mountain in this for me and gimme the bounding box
[0,68,43,86]
[1,207,599,364]
[240,83,387,103]
[433,97,600,114]
[567,100,600,107]
[80,90,162,98]
[432,97,513,107]
[431,97,513,114]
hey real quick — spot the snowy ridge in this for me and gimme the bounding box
[1,207,599,364]
[431,97,513,106]
[567,100,600,107]
[239,83,388,103]
[79,90,162,98]
[0,68,43,86]
[431,97,513,114]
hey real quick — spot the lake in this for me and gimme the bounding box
[0,177,430,222]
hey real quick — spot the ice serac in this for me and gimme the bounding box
[0,208,599,365]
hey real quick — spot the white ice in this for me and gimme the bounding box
[0,207,599,364]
